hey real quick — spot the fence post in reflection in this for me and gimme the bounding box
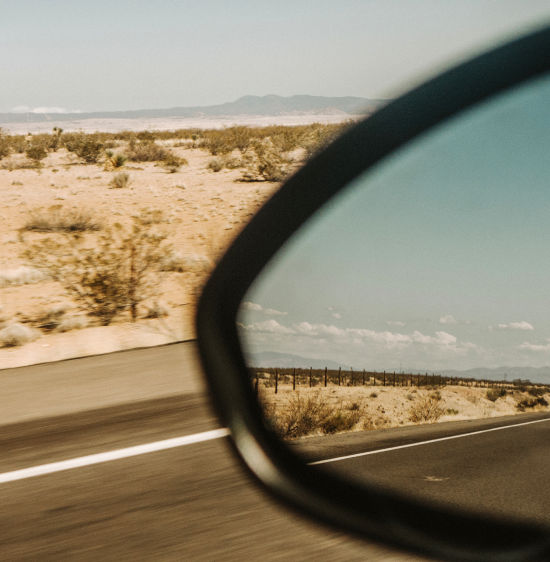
[293,368,296,391]
[363,369,365,386]
[393,371,396,387]
[350,367,353,386]
[338,367,341,386]
[275,371,278,394]
[254,375,259,397]
[373,371,376,386]
[309,367,312,388]
[324,367,327,387]
[383,371,386,387]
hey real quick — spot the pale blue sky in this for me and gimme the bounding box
[1,1,550,113]
[241,73,550,372]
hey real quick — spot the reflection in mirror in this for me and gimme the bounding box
[239,73,550,527]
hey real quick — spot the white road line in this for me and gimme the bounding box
[310,417,550,466]
[0,428,230,484]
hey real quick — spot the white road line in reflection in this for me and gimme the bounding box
[309,417,550,465]
[0,428,230,484]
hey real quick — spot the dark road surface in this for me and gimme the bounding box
[0,344,424,562]
[1,342,547,561]
[293,412,550,527]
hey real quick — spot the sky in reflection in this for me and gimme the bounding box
[240,73,550,373]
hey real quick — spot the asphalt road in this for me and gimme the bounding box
[0,343,424,562]
[292,412,550,527]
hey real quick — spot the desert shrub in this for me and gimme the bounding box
[225,156,242,169]
[24,205,102,233]
[64,135,104,163]
[207,157,225,172]
[300,121,353,160]
[8,135,26,154]
[0,128,11,160]
[262,391,366,438]
[222,125,258,154]
[269,391,332,438]
[0,323,39,347]
[370,392,378,398]
[319,410,360,434]
[160,153,187,173]
[270,128,305,153]
[240,138,293,182]
[0,266,49,287]
[528,386,547,397]
[49,127,63,152]
[109,172,131,189]
[125,140,170,162]
[201,129,234,156]
[445,408,459,415]
[407,392,445,423]
[1,157,39,171]
[136,131,157,142]
[22,221,172,325]
[486,388,507,402]
[104,150,128,170]
[517,396,549,410]
[25,144,48,162]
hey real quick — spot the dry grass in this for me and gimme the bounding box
[1,157,41,171]
[109,172,131,189]
[22,220,173,325]
[407,391,446,423]
[257,383,550,439]
[125,141,170,162]
[23,205,102,233]
[260,388,372,439]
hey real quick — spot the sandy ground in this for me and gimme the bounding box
[0,144,282,369]
[1,114,359,135]
[258,383,549,434]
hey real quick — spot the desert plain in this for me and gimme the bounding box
[0,135,282,369]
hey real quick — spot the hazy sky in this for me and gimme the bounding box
[2,1,550,113]
[240,73,550,372]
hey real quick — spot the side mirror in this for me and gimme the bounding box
[197,25,550,562]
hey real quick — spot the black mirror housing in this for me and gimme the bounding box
[197,25,550,562]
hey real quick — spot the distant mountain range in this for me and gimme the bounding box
[434,366,550,384]
[0,95,386,124]
[246,351,550,383]
[246,351,350,370]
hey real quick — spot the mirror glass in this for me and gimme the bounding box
[238,72,550,527]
